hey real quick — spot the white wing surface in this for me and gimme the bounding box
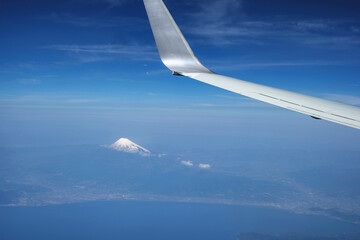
[143,0,360,130]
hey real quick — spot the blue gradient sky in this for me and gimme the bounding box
[0,0,360,148]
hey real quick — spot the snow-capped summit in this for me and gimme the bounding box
[108,138,151,156]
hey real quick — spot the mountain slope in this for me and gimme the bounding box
[108,138,150,156]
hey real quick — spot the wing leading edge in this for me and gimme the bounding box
[143,0,360,130]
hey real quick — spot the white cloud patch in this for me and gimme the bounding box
[199,163,211,169]
[181,161,194,167]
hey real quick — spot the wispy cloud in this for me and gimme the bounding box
[183,1,360,48]
[215,94,248,100]
[66,99,100,104]
[199,163,211,169]
[44,44,157,63]
[188,101,271,109]
[296,21,330,31]
[181,161,194,167]
[145,69,168,76]
[45,13,147,28]
[74,0,127,8]
[95,0,126,7]
[324,94,360,106]
[190,0,242,24]
[18,78,42,85]
[191,103,217,108]
[18,63,42,70]
[0,94,108,107]
[351,27,360,33]
[301,36,360,47]
[189,19,360,47]
[209,60,349,71]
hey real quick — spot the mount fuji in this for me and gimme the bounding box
[108,138,151,156]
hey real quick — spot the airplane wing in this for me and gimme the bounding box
[143,0,360,130]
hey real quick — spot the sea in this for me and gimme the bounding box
[0,201,359,240]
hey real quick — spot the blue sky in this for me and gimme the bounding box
[0,0,360,147]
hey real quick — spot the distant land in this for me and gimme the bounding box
[237,233,360,240]
[0,144,359,224]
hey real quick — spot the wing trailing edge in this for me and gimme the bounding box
[143,0,360,130]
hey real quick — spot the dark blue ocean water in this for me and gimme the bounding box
[0,201,359,240]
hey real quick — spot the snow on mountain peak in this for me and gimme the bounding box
[108,138,150,156]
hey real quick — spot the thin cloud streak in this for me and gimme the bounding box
[45,13,147,28]
[184,1,360,48]
[188,21,360,47]
[190,0,243,24]
[324,94,360,106]
[18,78,42,85]
[74,0,127,8]
[208,60,353,71]
[44,44,158,63]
